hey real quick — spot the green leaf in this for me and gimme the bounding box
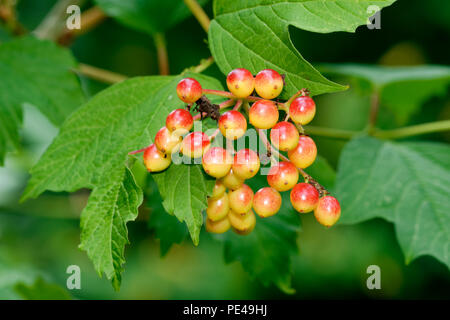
[320,64,450,123]
[209,0,396,98]
[219,176,301,293]
[147,175,189,256]
[152,164,215,246]
[14,277,72,300]
[335,136,450,268]
[0,36,84,165]
[22,73,223,288]
[95,0,209,35]
[304,155,336,190]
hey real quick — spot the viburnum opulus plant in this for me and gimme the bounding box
[138,69,341,234]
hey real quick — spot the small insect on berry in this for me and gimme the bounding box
[218,110,247,140]
[288,135,317,169]
[253,187,282,218]
[176,78,202,103]
[202,147,233,178]
[206,216,231,234]
[290,183,319,213]
[181,131,210,158]
[270,121,299,151]
[289,96,316,125]
[228,209,256,235]
[249,100,279,129]
[228,184,254,214]
[314,196,341,227]
[232,148,260,180]
[206,192,230,221]
[143,144,171,172]
[267,161,299,192]
[226,68,255,98]
[166,109,193,134]
[254,69,284,99]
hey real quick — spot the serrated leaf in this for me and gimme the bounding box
[0,36,84,165]
[22,73,223,288]
[335,136,450,268]
[152,164,215,246]
[320,64,450,123]
[95,0,209,35]
[209,0,396,98]
[147,175,189,256]
[219,176,301,293]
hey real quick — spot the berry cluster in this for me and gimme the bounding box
[140,68,341,236]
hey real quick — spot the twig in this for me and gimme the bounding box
[183,56,214,74]
[75,63,128,84]
[367,90,380,134]
[154,32,170,75]
[183,0,210,32]
[373,120,450,139]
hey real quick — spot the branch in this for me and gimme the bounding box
[75,63,128,84]
[367,90,380,134]
[183,56,214,74]
[154,32,170,75]
[373,120,450,139]
[183,0,210,32]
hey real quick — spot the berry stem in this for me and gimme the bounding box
[209,128,221,140]
[202,89,262,102]
[128,147,148,155]
[233,99,243,111]
[183,0,210,32]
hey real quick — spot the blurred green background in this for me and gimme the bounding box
[0,0,449,299]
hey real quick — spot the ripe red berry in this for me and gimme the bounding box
[202,147,233,178]
[288,135,317,169]
[232,148,260,179]
[249,100,279,129]
[211,180,226,199]
[176,78,202,103]
[290,183,319,213]
[228,184,254,214]
[143,144,171,172]
[206,216,230,234]
[221,169,245,191]
[228,209,256,235]
[181,131,210,158]
[289,96,316,125]
[267,161,299,192]
[218,110,247,140]
[270,121,299,151]
[154,126,182,154]
[314,196,341,227]
[253,187,282,218]
[206,192,229,221]
[226,68,255,98]
[254,69,284,99]
[166,109,193,134]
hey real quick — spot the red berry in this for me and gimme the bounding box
[206,192,229,221]
[226,68,255,98]
[289,96,316,125]
[232,148,260,179]
[181,131,210,158]
[218,110,247,140]
[166,109,193,134]
[254,69,284,99]
[288,135,317,169]
[154,126,182,154]
[228,184,254,214]
[314,196,341,227]
[206,216,230,234]
[221,169,245,191]
[249,100,279,129]
[228,209,256,235]
[176,78,202,103]
[143,144,171,172]
[290,183,319,213]
[202,147,233,178]
[253,187,282,218]
[267,161,299,192]
[270,121,299,151]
